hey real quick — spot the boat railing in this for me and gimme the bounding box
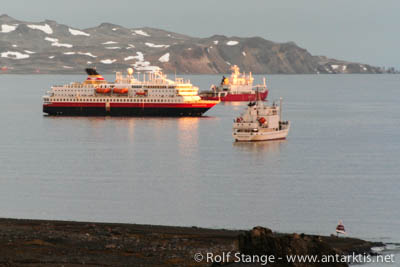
[252,85,267,90]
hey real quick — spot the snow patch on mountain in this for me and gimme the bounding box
[1,24,17,33]
[126,51,159,71]
[45,37,58,42]
[101,59,116,64]
[27,24,53,34]
[132,61,160,71]
[102,41,118,45]
[124,52,144,61]
[78,52,97,58]
[145,42,169,48]
[1,51,30,59]
[52,42,73,48]
[133,30,150,37]
[45,37,73,48]
[226,40,238,46]
[158,53,170,63]
[68,28,90,36]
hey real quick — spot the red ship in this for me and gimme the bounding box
[200,65,268,101]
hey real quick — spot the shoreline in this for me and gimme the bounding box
[0,218,384,266]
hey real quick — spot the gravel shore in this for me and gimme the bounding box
[0,218,382,266]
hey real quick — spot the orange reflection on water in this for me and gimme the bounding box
[126,118,135,142]
[177,117,200,156]
[222,102,244,107]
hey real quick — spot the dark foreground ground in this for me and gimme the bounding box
[0,218,383,267]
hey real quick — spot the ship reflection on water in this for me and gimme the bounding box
[44,114,286,159]
[233,139,287,155]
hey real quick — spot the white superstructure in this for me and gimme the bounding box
[44,69,202,104]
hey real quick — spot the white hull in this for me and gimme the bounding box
[233,125,290,142]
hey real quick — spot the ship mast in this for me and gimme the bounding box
[256,87,260,117]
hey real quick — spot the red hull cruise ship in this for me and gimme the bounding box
[200,65,268,102]
[43,68,219,116]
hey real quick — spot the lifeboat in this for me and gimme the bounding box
[136,91,147,96]
[113,88,129,94]
[95,87,111,94]
[258,117,266,124]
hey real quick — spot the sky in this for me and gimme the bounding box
[2,0,399,68]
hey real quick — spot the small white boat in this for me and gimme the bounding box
[233,97,290,142]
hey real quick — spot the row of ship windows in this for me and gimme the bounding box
[62,85,181,89]
[146,86,176,89]
[51,98,179,103]
[53,94,176,97]
[56,89,92,91]
[56,88,176,93]
[94,85,177,89]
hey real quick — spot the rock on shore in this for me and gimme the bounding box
[0,218,383,266]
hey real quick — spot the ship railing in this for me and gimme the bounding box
[252,85,267,90]
[235,129,254,133]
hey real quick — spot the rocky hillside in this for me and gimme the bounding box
[0,14,392,74]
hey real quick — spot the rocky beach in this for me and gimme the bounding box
[0,218,383,266]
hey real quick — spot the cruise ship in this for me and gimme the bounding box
[43,68,219,116]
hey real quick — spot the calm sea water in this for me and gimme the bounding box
[0,74,399,262]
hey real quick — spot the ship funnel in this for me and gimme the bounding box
[83,68,107,84]
[85,68,100,76]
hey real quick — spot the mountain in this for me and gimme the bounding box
[0,14,394,74]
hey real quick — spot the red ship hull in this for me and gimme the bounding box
[43,102,218,117]
[200,90,268,102]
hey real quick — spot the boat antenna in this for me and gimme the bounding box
[255,87,260,117]
[279,97,282,122]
